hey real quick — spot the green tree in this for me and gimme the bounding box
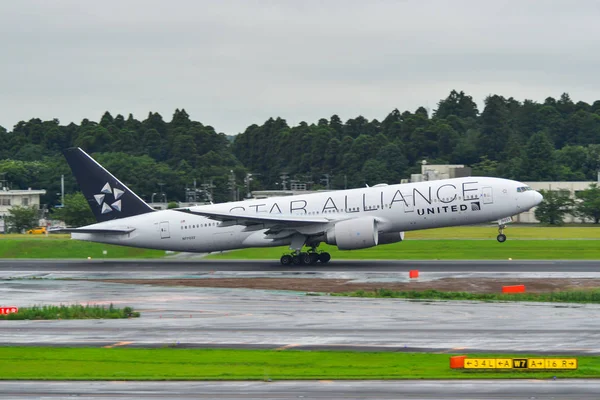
[471,156,499,177]
[521,131,556,180]
[52,192,96,227]
[575,183,600,224]
[479,95,512,160]
[361,159,388,185]
[433,90,478,120]
[534,189,574,225]
[5,206,39,233]
[376,143,408,183]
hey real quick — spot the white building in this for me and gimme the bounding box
[0,188,47,219]
[407,162,472,183]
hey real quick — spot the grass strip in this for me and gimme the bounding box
[0,238,166,259]
[0,304,140,320]
[208,239,600,260]
[0,348,598,380]
[2,226,600,259]
[332,289,600,303]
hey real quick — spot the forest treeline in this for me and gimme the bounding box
[1,90,600,206]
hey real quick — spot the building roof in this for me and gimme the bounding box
[0,189,47,195]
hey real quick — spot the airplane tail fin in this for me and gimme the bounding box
[63,147,155,223]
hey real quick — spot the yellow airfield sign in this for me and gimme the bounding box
[463,358,577,370]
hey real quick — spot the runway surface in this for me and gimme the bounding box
[2,259,600,398]
[0,380,598,399]
[1,259,600,354]
[1,258,600,273]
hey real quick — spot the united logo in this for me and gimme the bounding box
[94,182,124,214]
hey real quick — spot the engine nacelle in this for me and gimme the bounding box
[325,217,378,250]
[378,231,405,245]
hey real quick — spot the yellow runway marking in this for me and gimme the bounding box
[103,341,134,349]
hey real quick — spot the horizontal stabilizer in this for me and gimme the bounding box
[50,227,136,235]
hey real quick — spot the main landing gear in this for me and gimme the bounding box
[497,224,507,243]
[280,250,331,265]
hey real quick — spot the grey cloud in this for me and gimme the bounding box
[1,0,600,134]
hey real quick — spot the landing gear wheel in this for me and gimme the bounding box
[280,255,292,265]
[497,224,507,243]
[300,252,312,265]
[309,253,320,265]
[292,255,301,265]
[318,252,331,264]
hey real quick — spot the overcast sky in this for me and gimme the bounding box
[1,0,599,134]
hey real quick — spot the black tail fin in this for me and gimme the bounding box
[63,147,155,223]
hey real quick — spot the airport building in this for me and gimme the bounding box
[0,188,47,218]
[0,187,47,233]
[406,162,472,183]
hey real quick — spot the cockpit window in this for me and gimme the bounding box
[517,186,533,193]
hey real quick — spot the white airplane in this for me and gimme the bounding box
[61,148,543,265]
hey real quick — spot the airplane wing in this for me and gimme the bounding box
[50,227,136,234]
[176,208,332,226]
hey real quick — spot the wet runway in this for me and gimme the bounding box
[0,380,598,399]
[1,258,600,273]
[1,259,600,354]
[2,259,600,398]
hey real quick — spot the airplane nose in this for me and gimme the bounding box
[533,191,543,206]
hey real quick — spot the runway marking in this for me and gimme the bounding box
[437,347,468,354]
[275,343,300,351]
[104,341,134,349]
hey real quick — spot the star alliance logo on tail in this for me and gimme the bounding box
[94,182,124,214]
[471,201,481,211]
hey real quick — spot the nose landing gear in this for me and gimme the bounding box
[497,224,507,243]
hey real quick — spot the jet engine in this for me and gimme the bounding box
[378,231,405,245]
[325,217,378,250]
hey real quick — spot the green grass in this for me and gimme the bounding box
[208,239,600,260]
[2,226,600,259]
[0,348,597,380]
[0,304,140,320]
[332,289,600,303]
[0,237,166,259]
[0,234,71,239]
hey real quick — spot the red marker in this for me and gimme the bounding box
[0,307,18,315]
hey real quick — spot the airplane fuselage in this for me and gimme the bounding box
[72,177,541,253]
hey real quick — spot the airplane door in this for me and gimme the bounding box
[482,187,493,204]
[159,221,170,239]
